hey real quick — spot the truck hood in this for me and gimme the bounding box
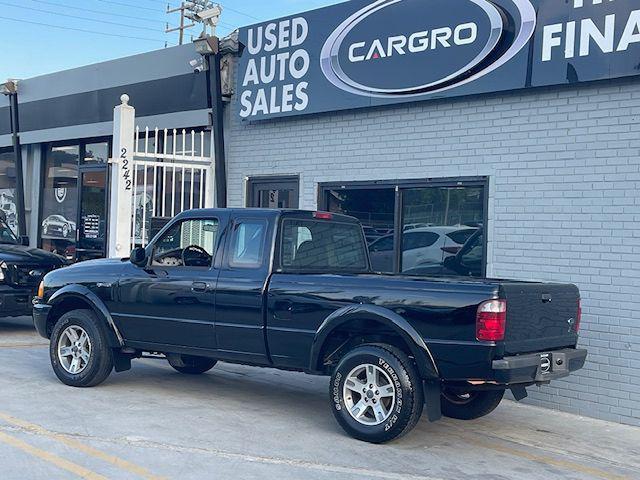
[0,244,66,266]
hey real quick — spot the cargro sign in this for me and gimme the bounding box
[237,0,640,120]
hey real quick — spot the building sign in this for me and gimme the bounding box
[237,0,640,120]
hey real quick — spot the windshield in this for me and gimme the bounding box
[0,218,17,244]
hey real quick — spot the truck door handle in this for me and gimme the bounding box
[191,282,208,293]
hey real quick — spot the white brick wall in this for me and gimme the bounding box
[225,68,640,427]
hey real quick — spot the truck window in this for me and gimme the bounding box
[280,219,368,272]
[152,218,218,267]
[229,219,267,269]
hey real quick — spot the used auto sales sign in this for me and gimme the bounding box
[237,0,640,120]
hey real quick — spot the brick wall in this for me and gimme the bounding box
[225,69,640,427]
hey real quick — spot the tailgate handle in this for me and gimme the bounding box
[541,294,552,303]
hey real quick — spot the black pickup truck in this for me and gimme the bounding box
[33,209,587,443]
[0,214,65,318]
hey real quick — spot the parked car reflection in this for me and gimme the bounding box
[369,226,477,273]
[403,228,484,278]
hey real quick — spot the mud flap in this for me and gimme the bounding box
[510,385,528,401]
[424,380,442,422]
[113,351,132,373]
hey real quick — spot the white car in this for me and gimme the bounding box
[368,226,478,272]
[42,215,77,239]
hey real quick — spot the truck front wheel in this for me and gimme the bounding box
[49,309,114,387]
[440,389,505,420]
[330,344,424,443]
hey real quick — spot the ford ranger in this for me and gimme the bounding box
[33,209,587,443]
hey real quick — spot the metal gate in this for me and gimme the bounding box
[131,126,214,249]
[108,95,215,257]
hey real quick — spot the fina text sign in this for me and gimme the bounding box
[237,0,640,120]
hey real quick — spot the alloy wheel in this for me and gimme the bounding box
[343,364,396,425]
[57,325,92,374]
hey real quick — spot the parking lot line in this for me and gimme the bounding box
[0,430,108,480]
[0,412,166,480]
[469,437,630,480]
[0,343,47,349]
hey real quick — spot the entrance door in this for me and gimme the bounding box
[77,169,108,262]
[247,176,299,208]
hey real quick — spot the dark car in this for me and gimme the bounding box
[0,214,66,318]
[33,209,586,443]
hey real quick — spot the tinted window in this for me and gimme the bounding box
[152,218,218,267]
[0,218,17,244]
[403,232,439,250]
[369,235,393,252]
[281,219,368,272]
[446,229,477,245]
[230,219,267,268]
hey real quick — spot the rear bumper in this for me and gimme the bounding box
[0,286,34,317]
[492,348,587,384]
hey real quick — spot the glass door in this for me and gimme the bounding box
[77,169,108,262]
[248,176,299,209]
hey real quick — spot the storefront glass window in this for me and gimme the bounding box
[401,186,484,276]
[324,181,486,277]
[41,145,79,260]
[0,149,17,235]
[83,142,109,164]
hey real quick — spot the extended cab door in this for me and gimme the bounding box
[214,215,273,364]
[114,214,226,349]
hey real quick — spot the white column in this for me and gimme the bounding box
[107,94,135,258]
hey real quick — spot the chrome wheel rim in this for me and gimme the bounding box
[343,364,396,426]
[57,325,91,375]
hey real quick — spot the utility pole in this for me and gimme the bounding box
[166,1,217,45]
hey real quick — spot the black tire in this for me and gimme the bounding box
[441,389,505,420]
[49,309,114,387]
[168,355,217,374]
[330,344,424,443]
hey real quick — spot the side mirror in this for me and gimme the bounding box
[20,236,30,246]
[130,247,148,267]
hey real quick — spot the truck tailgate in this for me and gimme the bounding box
[500,282,580,355]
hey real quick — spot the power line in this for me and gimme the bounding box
[31,0,167,26]
[219,3,259,21]
[95,0,166,12]
[0,1,169,35]
[0,14,167,43]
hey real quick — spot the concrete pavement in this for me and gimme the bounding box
[0,316,638,480]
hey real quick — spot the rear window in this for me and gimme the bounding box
[446,228,477,245]
[280,219,368,272]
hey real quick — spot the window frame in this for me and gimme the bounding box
[318,176,489,277]
[227,218,269,270]
[277,217,370,274]
[150,216,221,269]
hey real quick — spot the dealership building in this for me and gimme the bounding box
[1,0,639,426]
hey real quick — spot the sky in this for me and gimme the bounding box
[0,0,344,81]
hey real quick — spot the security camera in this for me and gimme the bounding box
[197,5,222,22]
[189,58,206,73]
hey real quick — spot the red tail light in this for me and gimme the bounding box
[313,212,333,220]
[476,299,507,341]
[575,298,582,332]
[441,246,461,254]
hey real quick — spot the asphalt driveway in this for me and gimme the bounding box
[0,317,638,480]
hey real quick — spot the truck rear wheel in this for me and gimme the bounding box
[50,309,114,387]
[330,344,424,443]
[168,355,217,374]
[441,389,505,420]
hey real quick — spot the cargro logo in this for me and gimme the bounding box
[320,0,537,98]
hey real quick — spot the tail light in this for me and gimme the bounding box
[441,246,461,254]
[575,298,582,332]
[476,299,507,341]
[313,212,333,220]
